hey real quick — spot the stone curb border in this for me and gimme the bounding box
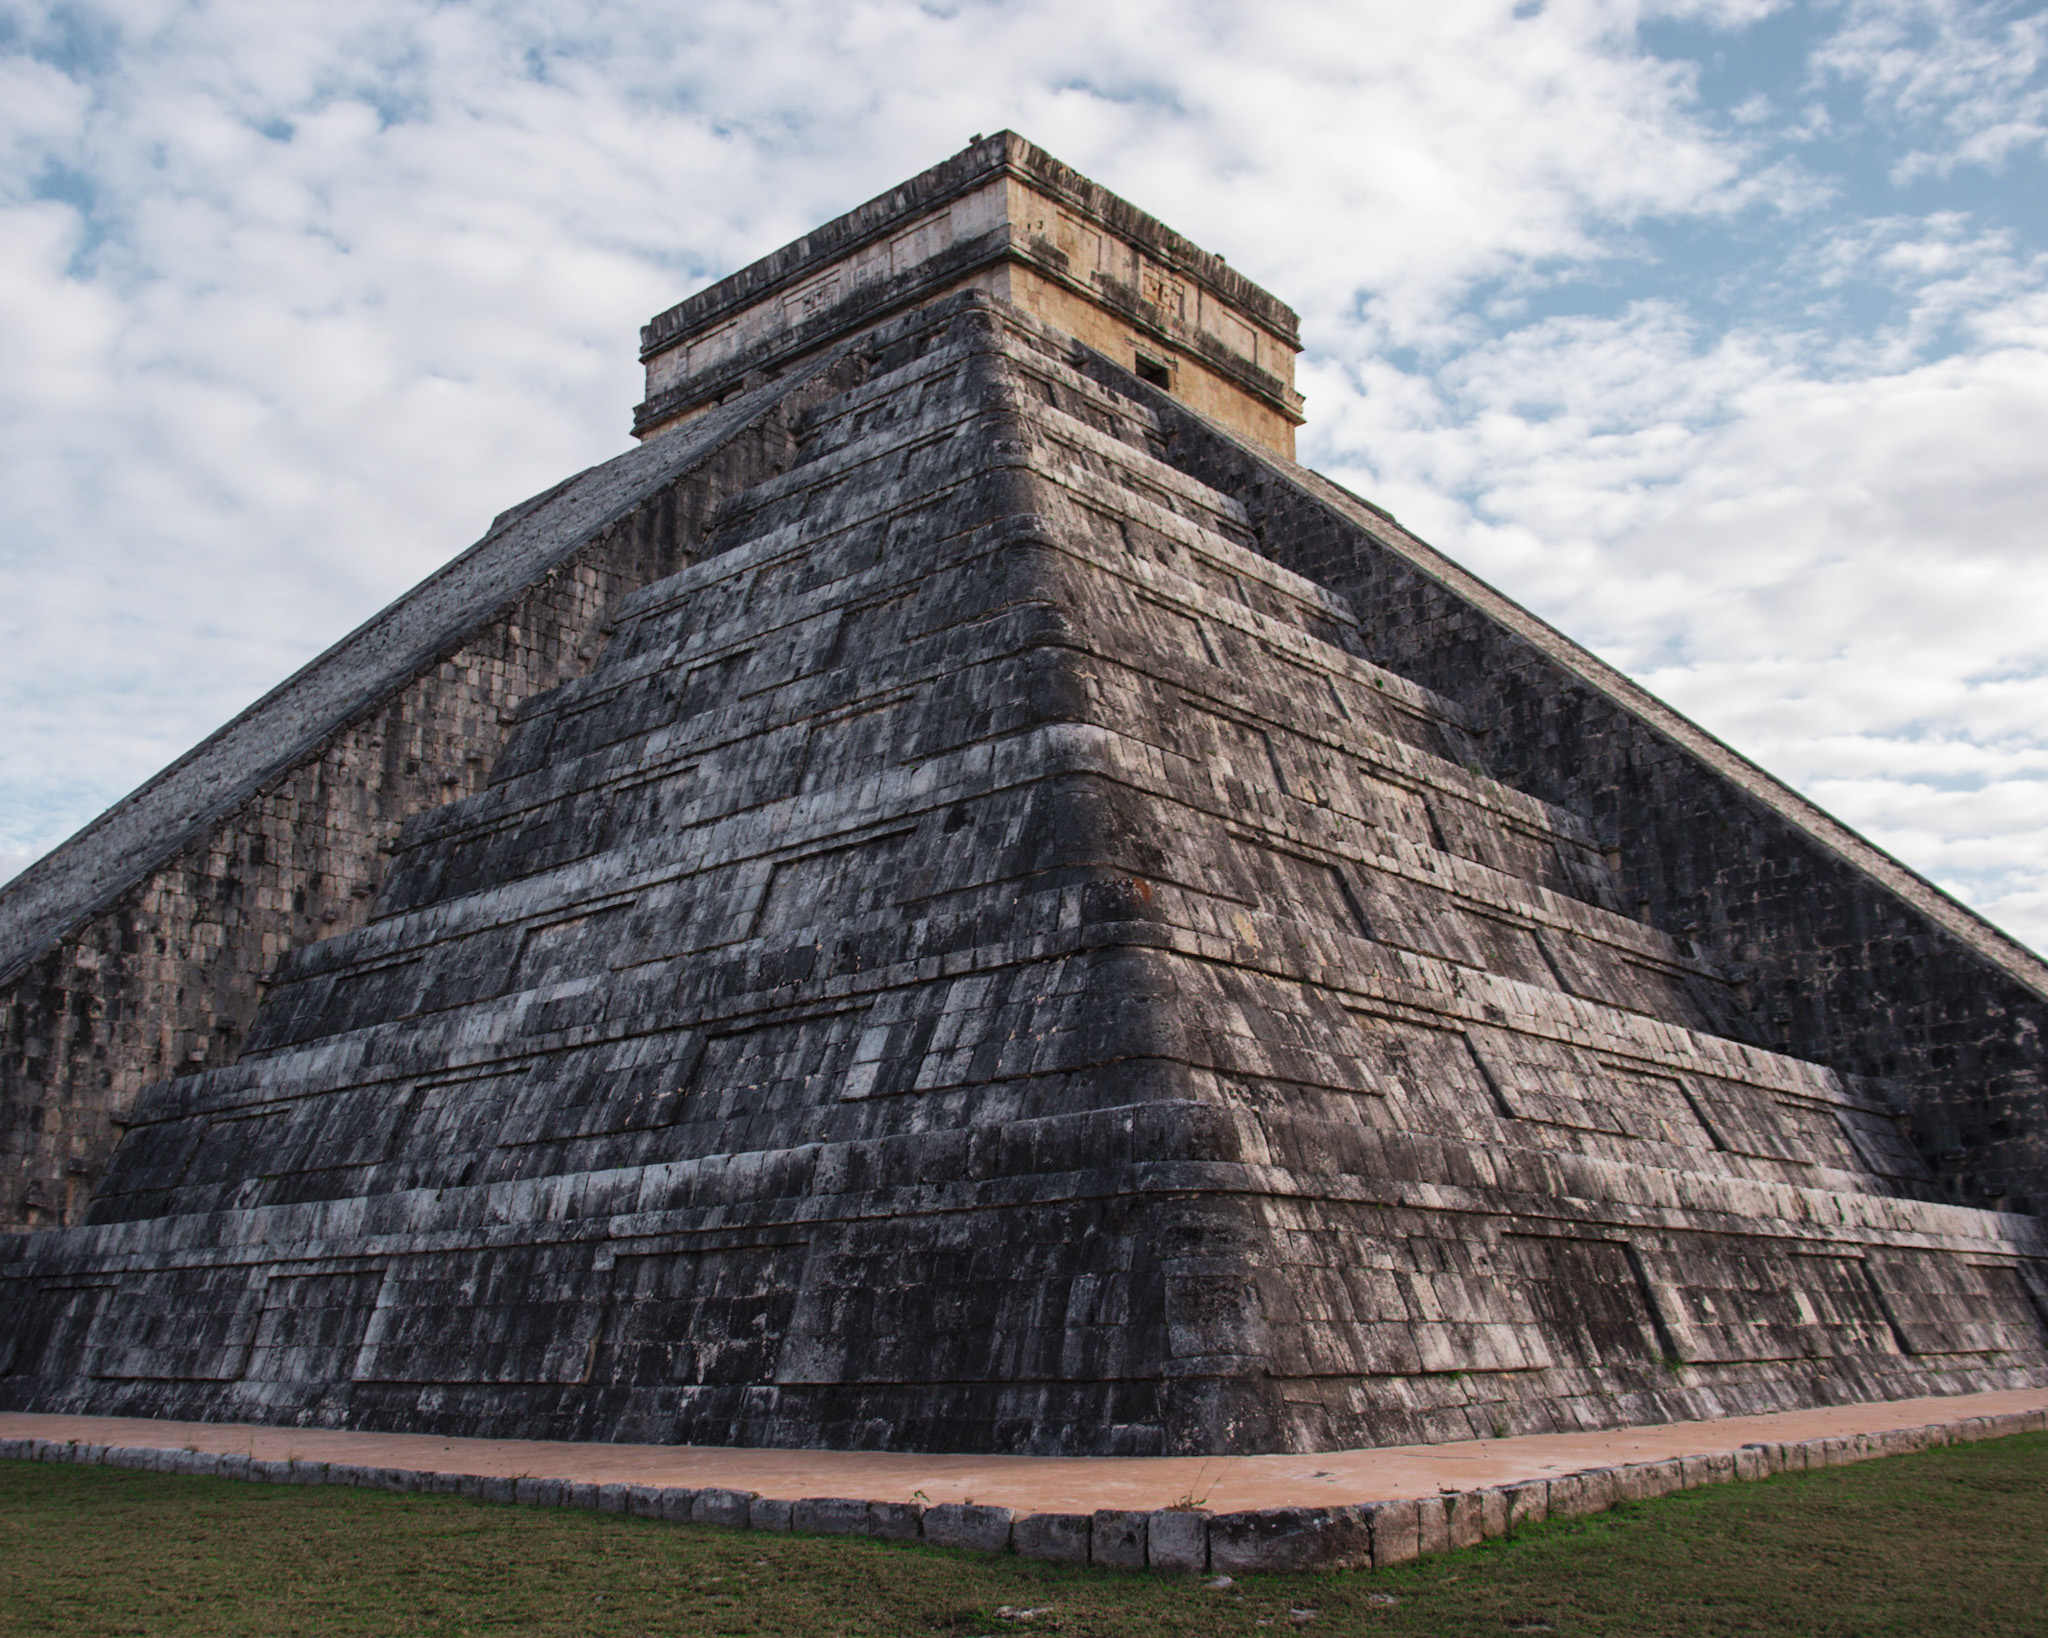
[6,1409,2045,1575]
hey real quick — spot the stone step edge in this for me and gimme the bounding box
[5,1407,2044,1575]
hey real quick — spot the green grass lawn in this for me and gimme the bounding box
[4,1432,2044,1637]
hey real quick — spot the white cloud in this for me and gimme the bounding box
[1813,0,2048,177]
[1309,214,2048,945]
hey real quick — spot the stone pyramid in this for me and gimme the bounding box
[3,135,2045,1456]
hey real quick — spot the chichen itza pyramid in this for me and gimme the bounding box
[2,134,2044,1454]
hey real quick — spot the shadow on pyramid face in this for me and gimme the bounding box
[4,137,2046,1456]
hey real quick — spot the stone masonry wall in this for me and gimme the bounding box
[0,565,623,1231]
[0,367,863,1231]
[1112,367,2048,1215]
[7,298,2040,1455]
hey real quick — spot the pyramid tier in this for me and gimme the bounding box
[4,296,2043,1453]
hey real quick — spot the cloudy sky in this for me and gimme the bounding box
[3,0,2046,949]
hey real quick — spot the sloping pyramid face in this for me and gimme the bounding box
[4,294,2045,1455]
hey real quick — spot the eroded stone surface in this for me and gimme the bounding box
[0,358,870,1235]
[1,245,2045,1458]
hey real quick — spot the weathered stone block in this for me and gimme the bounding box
[868,1501,925,1541]
[1415,1495,1450,1558]
[1545,1473,1592,1519]
[1367,1498,1422,1566]
[515,1477,567,1508]
[1089,1510,1147,1569]
[658,1488,697,1524]
[1210,1507,1373,1574]
[1548,1469,1616,1518]
[1145,1509,1208,1572]
[467,1475,517,1505]
[597,1482,632,1514]
[1505,1482,1548,1532]
[790,1498,872,1539]
[1445,1490,1486,1550]
[749,1496,794,1532]
[692,1487,756,1528]
[618,1484,660,1518]
[924,1503,1014,1553]
[1013,1512,1092,1564]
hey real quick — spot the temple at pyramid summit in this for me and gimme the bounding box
[3,134,2046,1455]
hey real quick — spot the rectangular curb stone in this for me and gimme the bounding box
[692,1487,755,1527]
[749,1496,794,1532]
[1210,1507,1373,1574]
[923,1502,1014,1553]
[1553,1469,1617,1518]
[1505,1481,1548,1532]
[658,1487,696,1524]
[1365,1498,1420,1567]
[793,1497,873,1537]
[1445,1491,1486,1550]
[1144,1508,1208,1572]
[1090,1509,1147,1569]
[868,1501,925,1541]
[1013,1512,1092,1563]
[626,1484,666,1519]
[1416,1495,1450,1557]
[1546,1474,1594,1520]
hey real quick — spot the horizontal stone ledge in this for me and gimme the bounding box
[5,1404,2044,1575]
